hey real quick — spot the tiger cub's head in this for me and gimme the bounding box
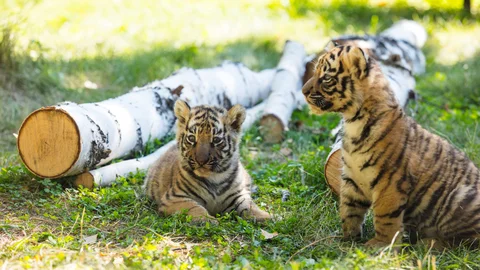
[174,100,246,175]
[302,42,373,116]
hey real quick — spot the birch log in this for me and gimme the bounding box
[18,61,276,179]
[73,101,269,188]
[258,40,306,143]
[322,20,427,195]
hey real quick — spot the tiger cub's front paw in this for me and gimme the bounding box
[342,222,363,241]
[364,237,389,248]
[190,215,219,226]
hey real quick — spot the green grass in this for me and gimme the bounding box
[1,0,480,268]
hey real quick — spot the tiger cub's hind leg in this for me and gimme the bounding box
[340,177,371,241]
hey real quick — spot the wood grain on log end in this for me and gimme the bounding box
[17,107,80,178]
[324,148,342,196]
[259,114,285,144]
[73,172,94,189]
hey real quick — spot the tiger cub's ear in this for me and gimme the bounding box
[344,46,369,80]
[174,100,191,125]
[324,40,338,53]
[225,104,246,133]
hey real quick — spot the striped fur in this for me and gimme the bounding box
[143,100,270,223]
[302,42,480,248]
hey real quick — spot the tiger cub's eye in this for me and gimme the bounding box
[323,75,333,83]
[187,135,196,143]
[212,137,222,144]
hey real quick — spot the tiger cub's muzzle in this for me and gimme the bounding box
[302,77,334,111]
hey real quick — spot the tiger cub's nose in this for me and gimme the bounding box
[195,146,210,166]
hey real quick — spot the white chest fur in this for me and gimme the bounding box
[342,149,377,199]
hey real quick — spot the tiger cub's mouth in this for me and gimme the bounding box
[306,94,334,114]
[194,167,212,177]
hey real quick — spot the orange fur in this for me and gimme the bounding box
[303,44,480,248]
[143,101,270,223]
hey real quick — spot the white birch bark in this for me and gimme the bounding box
[79,101,269,187]
[21,62,276,178]
[260,40,306,130]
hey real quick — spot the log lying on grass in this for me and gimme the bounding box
[322,20,427,195]
[18,62,277,179]
[259,40,307,143]
[74,101,269,188]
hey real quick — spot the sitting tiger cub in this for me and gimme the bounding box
[143,100,271,223]
[302,42,480,248]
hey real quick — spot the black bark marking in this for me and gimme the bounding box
[222,93,232,109]
[131,120,143,155]
[84,115,111,169]
[154,91,176,115]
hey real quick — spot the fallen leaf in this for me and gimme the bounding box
[260,229,278,240]
[83,234,97,245]
[280,148,292,156]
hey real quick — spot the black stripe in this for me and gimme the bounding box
[346,107,364,123]
[224,194,245,212]
[342,177,364,196]
[180,170,216,198]
[177,179,207,206]
[232,198,247,212]
[340,76,348,92]
[360,143,392,171]
[444,215,480,238]
[418,136,431,161]
[337,60,344,74]
[351,113,384,146]
[360,112,402,154]
[337,100,353,112]
[405,153,447,217]
[442,188,478,231]
[427,147,457,226]
[369,149,396,189]
[222,190,242,205]
[337,46,344,56]
[170,183,192,199]
[376,203,406,218]
[343,195,371,209]
[217,165,239,195]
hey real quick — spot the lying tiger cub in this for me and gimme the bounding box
[144,100,271,223]
[302,42,480,248]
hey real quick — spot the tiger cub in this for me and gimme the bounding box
[143,100,271,223]
[302,42,480,248]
